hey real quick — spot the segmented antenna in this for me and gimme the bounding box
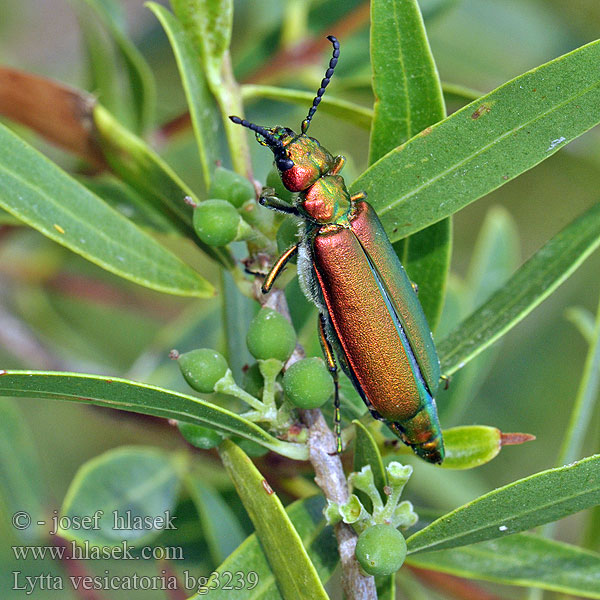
[229,116,284,150]
[301,35,340,134]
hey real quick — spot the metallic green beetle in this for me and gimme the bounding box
[230,36,444,463]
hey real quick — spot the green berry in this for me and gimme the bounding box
[193,199,241,246]
[178,422,223,449]
[178,348,228,393]
[276,216,300,258]
[355,525,407,576]
[246,308,296,362]
[283,358,333,409]
[266,168,294,203]
[209,167,255,208]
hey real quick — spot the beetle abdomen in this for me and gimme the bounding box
[312,213,444,463]
[349,201,441,395]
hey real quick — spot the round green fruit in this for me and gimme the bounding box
[178,348,228,393]
[193,199,240,246]
[209,166,255,208]
[355,525,407,576]
[246,308,296,362]
[283,358,333,408]
[178,422,223,449]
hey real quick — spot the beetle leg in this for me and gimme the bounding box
[262,244,299,294]
[350,191,367,202]
[259,187,300,216]
[330,155,346,175]
[318,314,342,453]
[411,281,419,295]
[440,374,451,390]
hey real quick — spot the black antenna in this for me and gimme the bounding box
[229,116,284,151]
[301,35,340,134]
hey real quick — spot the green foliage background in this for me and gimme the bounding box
[0,0,600,598]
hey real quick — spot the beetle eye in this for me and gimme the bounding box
[276,156,294,171]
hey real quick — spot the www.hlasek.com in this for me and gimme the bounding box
[11,509,259,595]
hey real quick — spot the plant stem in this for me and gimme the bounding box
[261,288,377,599]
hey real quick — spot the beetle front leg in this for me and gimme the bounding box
[261,243,299,294]
[318,314,342,453]
[259,187,300,216]
[350,191,367,202]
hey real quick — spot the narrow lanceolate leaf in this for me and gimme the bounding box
[557,293,600,466]
[353,39,600,241]
[396,219,451,332]
[170,0,232,90]
[242,84,373,130]
[353,420,387,499]
[369,0,445,160]
[78,0,156,132]
[0,401,45,543]
[185,475,246,567]
[148,2,219,188]
[438,202,600,376]
[406,454,600,554]
[197,496,338,600]
[218,441,329,600]
[93,104,234,269]
[0,372,308,461]
[0,123,214,297]
[370,0,449,331]
[407,535,600,599]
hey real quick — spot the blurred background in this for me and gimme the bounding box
[1,1,599,598]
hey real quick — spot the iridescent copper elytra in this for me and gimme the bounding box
[230,36,444,463]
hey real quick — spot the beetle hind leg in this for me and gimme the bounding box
[318,314,342,453]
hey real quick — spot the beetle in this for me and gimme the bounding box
[230,36,444,463]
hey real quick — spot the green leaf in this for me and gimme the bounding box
[0,400,45,543]
[0,208,19,225]
[370,0,449,331]
[565,306,597,345]
[369,0,445,160]
[557,293,600,466]
[395,218,451,332]
[438,201,600,377]
[241,84,373,130]
[148,2,219,188]
[0,122,214,298]
[195,496,338,600]
[73,1,120,118]
[218,440,329,600]
[79,174,178,234]
[221,270,257,382]
[77,0,156,131]
[170,0,232,91]
[92,104,234,269]
[407,534,600,599]
[353,420,387,499]
[0,371,309,460]
[353,39,600,241]
[185,474,246,567]
[440,206,520,422]
[60,446,181,546]
[406,454,600,554]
